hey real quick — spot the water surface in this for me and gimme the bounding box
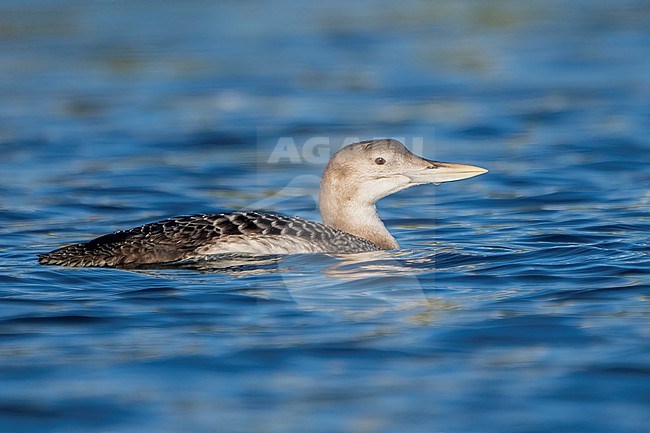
[1,1,649,432]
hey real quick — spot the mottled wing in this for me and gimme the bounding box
[40,214,224,267]
[38,211,379,267]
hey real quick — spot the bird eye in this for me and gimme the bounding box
[375,157,386,165]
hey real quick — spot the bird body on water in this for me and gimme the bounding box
[39,139,487,267]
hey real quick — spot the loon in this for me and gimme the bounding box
[39,139,487,267]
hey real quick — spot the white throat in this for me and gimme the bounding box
[319,174,407,250]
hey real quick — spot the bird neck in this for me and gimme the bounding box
[319,174,399,250]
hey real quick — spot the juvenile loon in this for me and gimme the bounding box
[39,139,487,267]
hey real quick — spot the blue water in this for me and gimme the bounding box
[1,1,649,432]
